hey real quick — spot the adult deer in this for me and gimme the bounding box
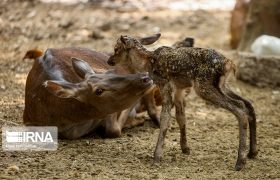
[23,47,153,139]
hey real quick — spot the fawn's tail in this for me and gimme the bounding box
[219,60,236,89]
[23,49,44,60]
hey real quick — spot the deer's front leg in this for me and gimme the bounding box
[154,83,173,163]
[174,88,190,154]
[142,89,160,126]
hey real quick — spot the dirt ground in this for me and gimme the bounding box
[0,1,280,179]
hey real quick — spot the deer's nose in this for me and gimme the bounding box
[107,57,115,66]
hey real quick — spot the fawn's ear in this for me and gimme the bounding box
[138,33,161,45]
[120,35,126,44]
[71,57,95,79]
[44,80,82,99]
[120,35,135,48]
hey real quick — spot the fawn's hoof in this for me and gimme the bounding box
[182,147,190,155]
[247,150,258,159]
[235,159,246,171]
[153,156,161,165]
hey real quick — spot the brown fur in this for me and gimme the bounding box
[108,34,257,171]
[24,47,153,139]
[24,47,163,126]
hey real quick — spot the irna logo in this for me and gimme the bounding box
[2,126,58,151]
[6,131,54,143]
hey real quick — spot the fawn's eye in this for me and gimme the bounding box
[95,88,104,96]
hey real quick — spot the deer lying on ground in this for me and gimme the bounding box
[107,34,258,171]
[23,47,154,139]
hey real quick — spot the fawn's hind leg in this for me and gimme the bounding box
[194,81,248,171]
[223,86,258,159]
[154,83,173,163]
[174,87,190,154]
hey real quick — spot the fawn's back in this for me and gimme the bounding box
[151,47,230,81]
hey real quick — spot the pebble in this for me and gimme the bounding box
[7,165,20,174]
[99,22,111,31]
[59,20,73,29]
[16,104,25,108]
[90,30,104,39]
[27,10,36,18]
[272,90,279,95]
[118,24,130,31]
[152,26,160,33]
[0,85,6,90]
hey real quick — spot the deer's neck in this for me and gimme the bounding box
[125,51,148,73]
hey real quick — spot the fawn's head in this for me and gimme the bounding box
[44,58,153,113]
[108,33,161,72]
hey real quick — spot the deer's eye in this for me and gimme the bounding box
[95,88,104,96]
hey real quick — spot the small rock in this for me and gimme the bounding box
[272,90,279,95]
[90,30,104,39]
[27,10,36,18]
[152,26,160,33]
[16,105,25,108]
[34,33,44,41]
[7,165,19,174]
[59,20,73,29]
[99,22,111,31]
[0,85,6,90]
[142,16,149,20]
[118,24,130,31]
[79,29,91,37]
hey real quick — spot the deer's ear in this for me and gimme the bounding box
[71,57,95,79]
[44,80,81,99]
[120,35,126,44]
[119,35,134,48]
[138,33,161,45]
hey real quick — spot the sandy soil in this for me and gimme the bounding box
[0,1,279,179]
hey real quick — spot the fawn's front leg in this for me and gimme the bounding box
[154,83,173,163]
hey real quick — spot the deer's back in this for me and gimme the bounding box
[23,48,111,127]
[151,47,229,81]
